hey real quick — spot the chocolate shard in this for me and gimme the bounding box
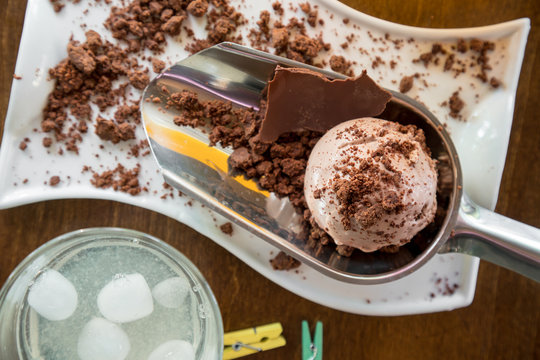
[258,66,392,142]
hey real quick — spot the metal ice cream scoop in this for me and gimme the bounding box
[141,42,539,284]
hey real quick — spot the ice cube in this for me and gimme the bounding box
[77,317,130,360]
[152,277,191,309]
[97,273,153,323]
[27,269,78,321]
[147,340,195,360]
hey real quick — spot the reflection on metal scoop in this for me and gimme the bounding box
[141,42,540,284]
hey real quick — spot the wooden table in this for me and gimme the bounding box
[1,1,538,359]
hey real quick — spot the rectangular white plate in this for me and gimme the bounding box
[0,0,529,315]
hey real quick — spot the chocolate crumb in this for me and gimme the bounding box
[219,222,233,235]
[187,0,208,17]
[95,116,135,143]
[399,75,414,93]
[50,0,64,13]
[270,251,301,270]
[90,164,142,196]
[272,2,284,16]
[299,2,318,27]
[49,176,60,186]
[448,91,465,119]
[336,245,354,256]
[329,55,354,76]
[457,38,467,53]
[128,70,150,90]
[151,58,166,73]
[67,41,96,74]
[490,77,501,88]
[470,38,483,52]
[443,54,455,71]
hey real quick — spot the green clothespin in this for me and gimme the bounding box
[302,320,322,360]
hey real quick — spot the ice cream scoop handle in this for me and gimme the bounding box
[447,194,540,282]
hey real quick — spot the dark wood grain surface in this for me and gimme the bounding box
[1,1,539,359]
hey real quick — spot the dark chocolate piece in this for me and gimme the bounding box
[258,67,391,142]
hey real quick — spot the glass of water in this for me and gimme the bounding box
[0,228,223,360]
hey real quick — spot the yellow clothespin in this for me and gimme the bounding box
[223,322,286,359]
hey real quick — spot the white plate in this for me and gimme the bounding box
[0,0,529,315]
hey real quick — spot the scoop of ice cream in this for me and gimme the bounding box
[304,117,437,252]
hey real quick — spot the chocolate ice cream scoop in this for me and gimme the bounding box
[304,118,438,252]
